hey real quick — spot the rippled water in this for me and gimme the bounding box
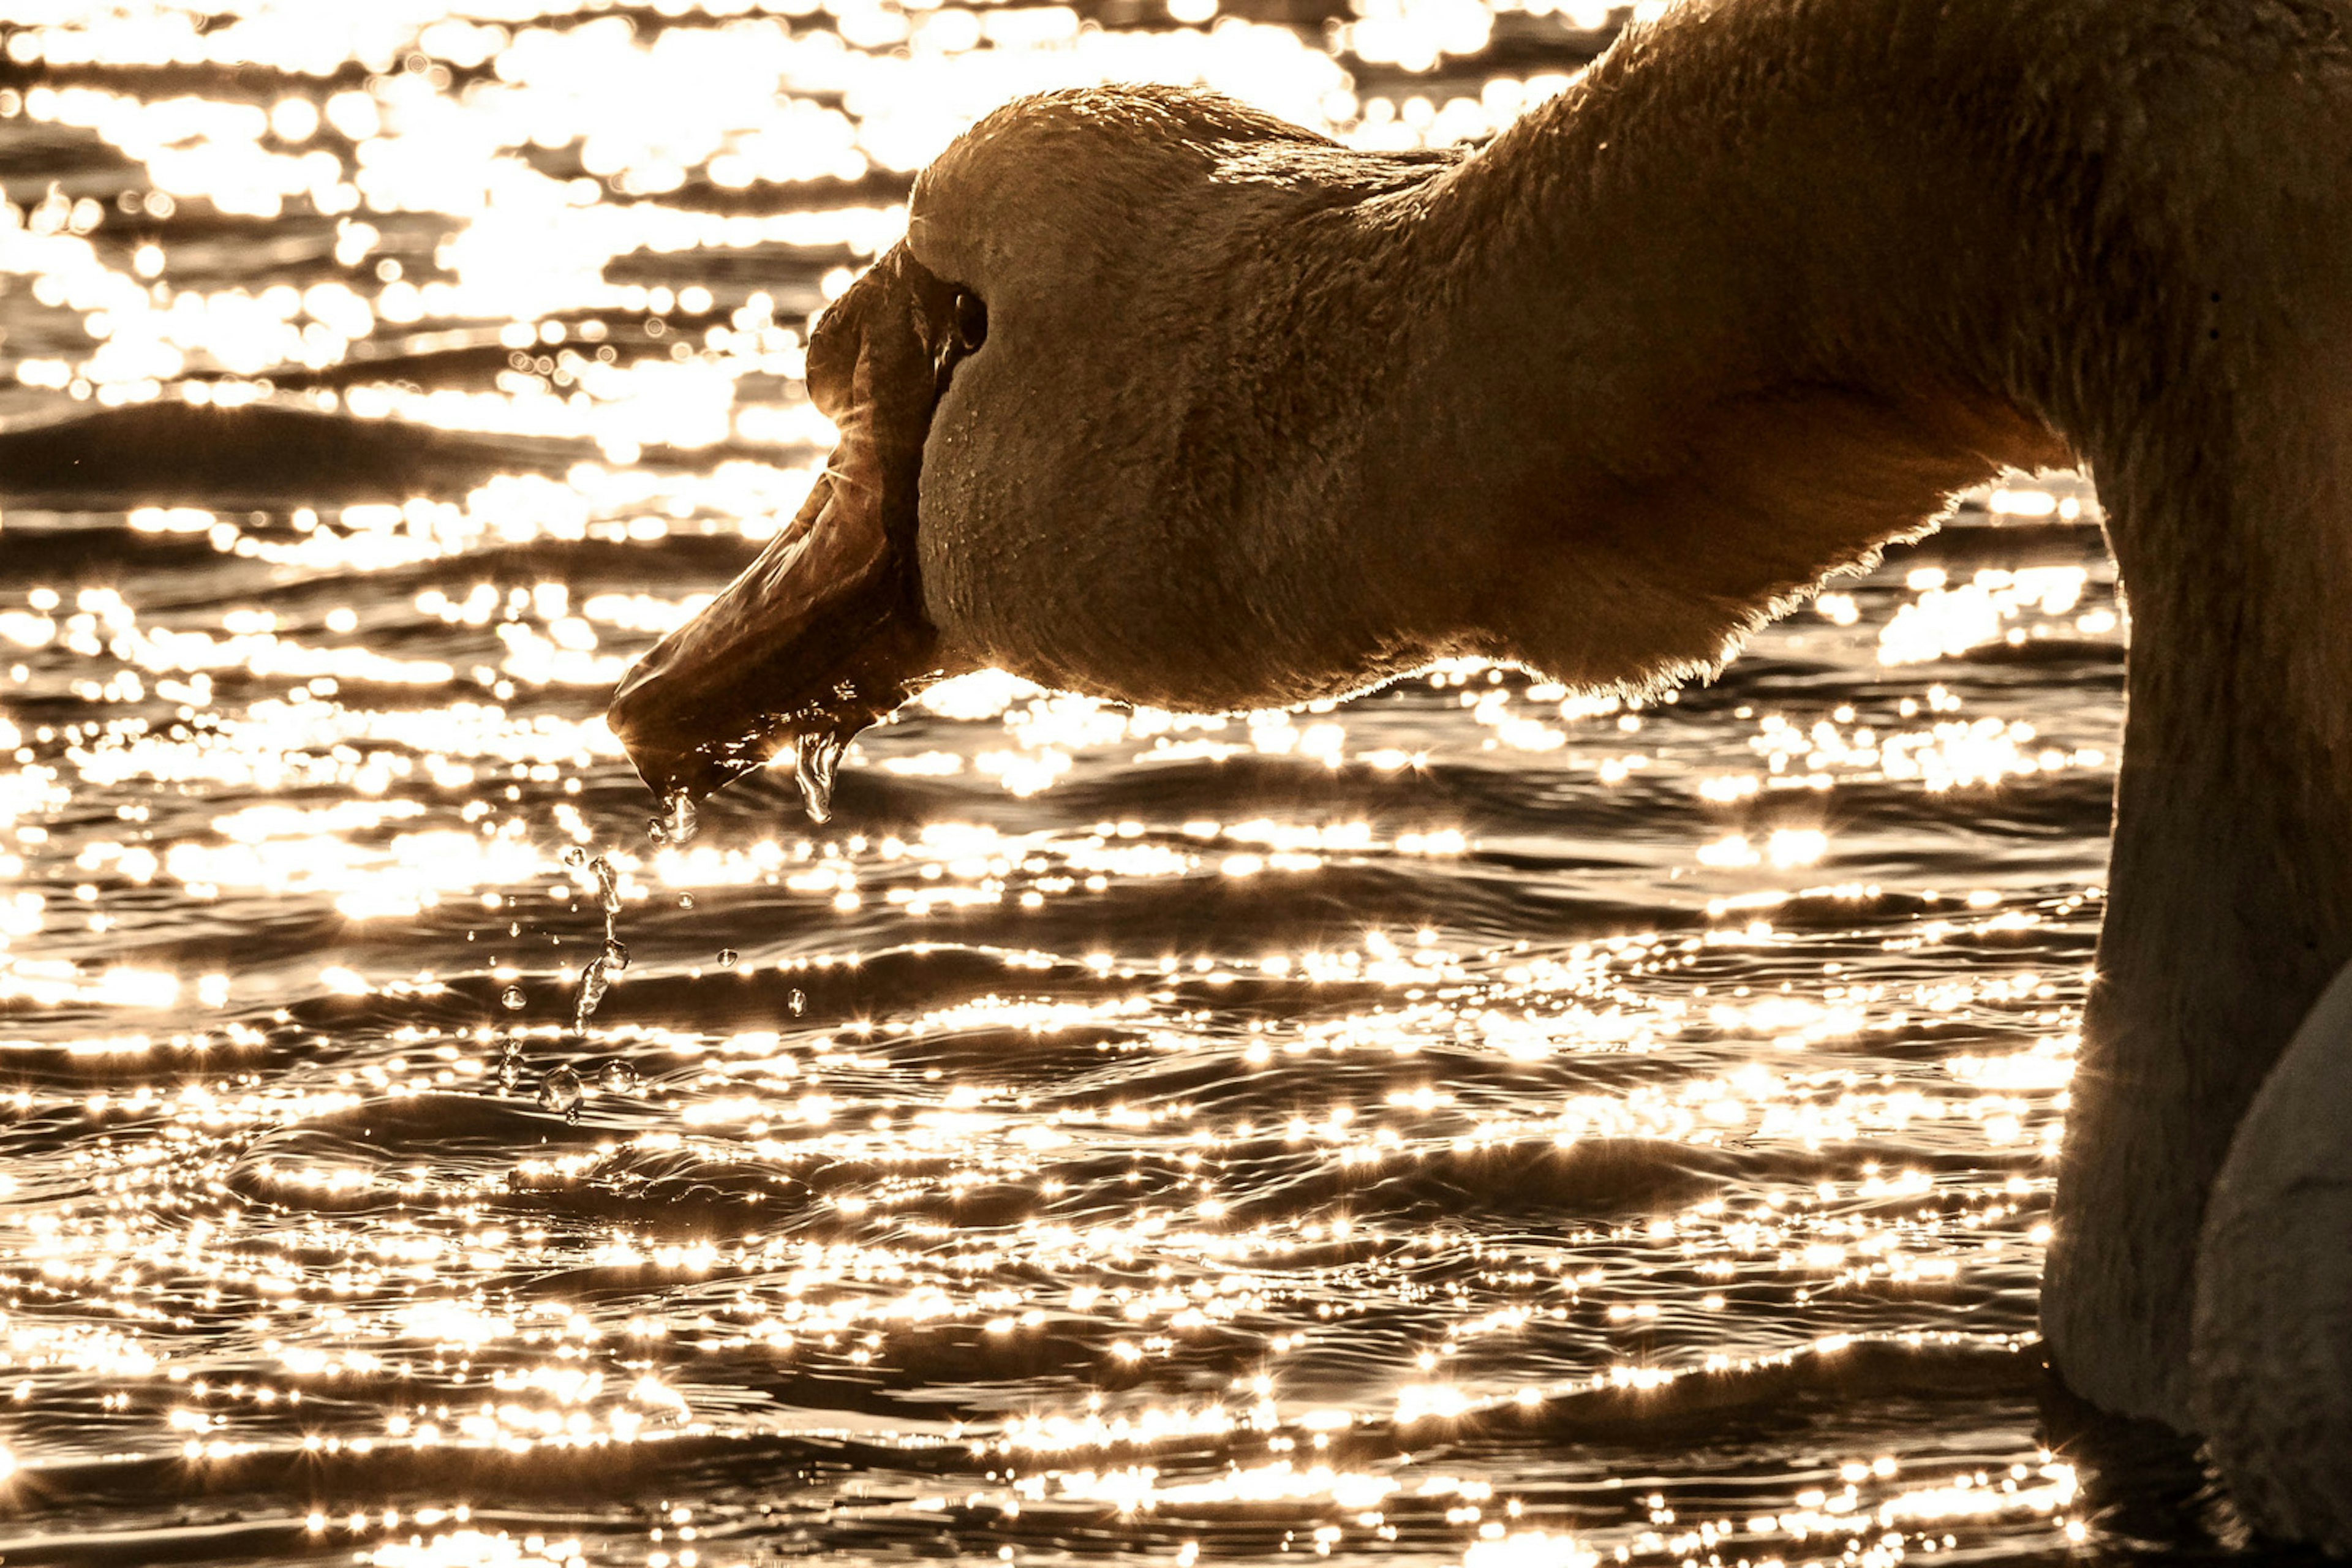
[0,3,2247,1564]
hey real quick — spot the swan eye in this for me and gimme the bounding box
[952,290,987,353]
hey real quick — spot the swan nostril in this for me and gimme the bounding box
[952,289,987,353]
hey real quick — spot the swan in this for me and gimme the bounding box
[606,0,2352,1545]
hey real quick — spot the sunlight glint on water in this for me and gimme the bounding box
[0,1,2149,1564]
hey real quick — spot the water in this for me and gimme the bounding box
[573,853,628,1034]
[537,1062,585,1120]
[795,728,847,824]
[655,792,699,846]
[0,4,2250,1565]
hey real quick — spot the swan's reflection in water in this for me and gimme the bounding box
[0,1,2148,1561]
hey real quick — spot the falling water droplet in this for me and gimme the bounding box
[788,988,807,1016]
[717,948,739,967]
[573,855,627,1036]
[662,793,698,845]
[794,731,845,824]
[575,957,611,1034]
[538,1066,582,1118]
[561,845,587,869]
[500,986,526,1010]
[678,892,695,910]
[597,1060,641,1095]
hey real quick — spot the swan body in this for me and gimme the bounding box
[606,0,2352,1544]
[2196,959,2352,1547]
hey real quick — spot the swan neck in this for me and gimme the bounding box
[1355,7,2089,690]
[2045,404,2352,1422]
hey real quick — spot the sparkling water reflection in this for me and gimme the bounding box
[0,1,2186,1563]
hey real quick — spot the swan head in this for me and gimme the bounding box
[607,86,1468,801]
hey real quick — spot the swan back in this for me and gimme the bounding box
[2194,955,2352,1551]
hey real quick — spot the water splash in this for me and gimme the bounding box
[649,791,698,845]
[575,960,611,1030]
[537,1066,582,1120]
[573,854,625,1036]
[794,730,845,824]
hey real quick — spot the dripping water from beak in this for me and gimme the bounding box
[603,244,962,816]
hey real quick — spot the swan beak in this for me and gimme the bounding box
[605,247,953,803]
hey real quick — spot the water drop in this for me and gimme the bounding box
[575,956,611,1034]
[538,1066,582,1118]
[500,985,526,1010]
[597,1060,641,1095]
[573,854,627,1036]
[717,948,739,967]
[678,892,695,910]
[794,730,845,824]
[788,988,807,1016]
[561,845,586,869]
[662,792,698,845]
